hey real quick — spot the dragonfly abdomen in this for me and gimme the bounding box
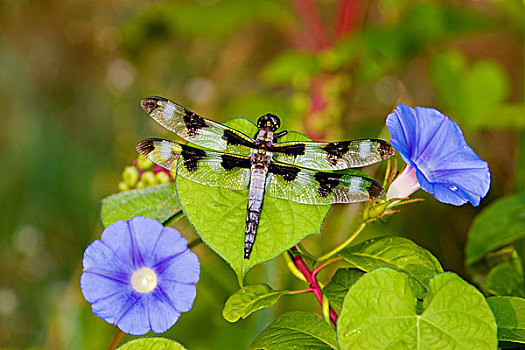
[244,165,269,259]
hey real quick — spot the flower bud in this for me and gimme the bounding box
[137,155,154,170]
[155,171,171,184]
[363,200,391,221]
[141,171,156,187]
[118,181,129,192]
[122,166,139,187]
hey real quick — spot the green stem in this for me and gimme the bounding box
[297,242,317,260]
[317,221,367,262]
[312,257,343,277]
[287,288,314,295]
[283,251,308,282]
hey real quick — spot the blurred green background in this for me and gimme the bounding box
[0,0,523,348]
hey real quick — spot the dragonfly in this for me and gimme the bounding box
[136,96,394,259]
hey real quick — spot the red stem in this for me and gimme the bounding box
[335,0,359,38]
[292,0,331,51]
[108,330,124,350]
[288,248,338,326]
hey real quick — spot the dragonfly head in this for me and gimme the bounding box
[257,113,281,131]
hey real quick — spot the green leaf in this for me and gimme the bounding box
[335,3,492,82]
[250,311,338,350]
[515,238,525,291]
[463,60,510,124]
[468,103,525,131]
[176,119,330,284]
[100,184,180,228]
[221,94,291,123]
[222,284,289,322]
[260,51,319,86]
[337,268,497,349]
[335,236,443,298]
[430,50,510,127]
[323,268,364,310]
[487,296,525,344]
[117,337,187,350]
[516,133,525,191]
[465,193,525,265]
[486,262,525,298]
[123,0,292,39]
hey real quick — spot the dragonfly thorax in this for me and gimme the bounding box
[257,113,280,131]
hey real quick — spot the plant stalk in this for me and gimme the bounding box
[317,221,367,262]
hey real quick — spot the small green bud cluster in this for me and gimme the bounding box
[118,155,174,192]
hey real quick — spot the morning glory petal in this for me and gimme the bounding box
[386,104,417,161]
[80,271,131,303]
[90,289,139,326]
[114,294,151,335]
[148,290,181,333]
[82,239,130,274]
[80,217,200,335]
[99,220,135,268]
[158,280,197,313]
[128,216,164,267]
[151,226,188,265]
[157,250,200,284]
[386,105,490,206]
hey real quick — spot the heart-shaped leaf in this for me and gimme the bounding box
[176,119,330,284]
[335,236,443,298]
[337,268,497,349]
[323,268,364,310]
[100,184,180,228]
[117,337,186,349]
[487,296,525,344]
[465,193,525,265]
[223,284,289,322]
[250,311,338,350]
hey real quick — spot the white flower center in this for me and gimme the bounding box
[131,267,157,293]
[386,165,421,201]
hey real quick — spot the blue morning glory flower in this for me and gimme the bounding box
[80,216,200,335]
[385,104,490,206]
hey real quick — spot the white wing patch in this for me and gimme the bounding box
[359,140,371,160]
[162,100,177,121]
[159,140,172,160]
[349,176,362,192]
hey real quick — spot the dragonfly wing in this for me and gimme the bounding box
[266,161,385,205]
[141,96,256,156]
[136,138,251,190]
[272,139,394,170]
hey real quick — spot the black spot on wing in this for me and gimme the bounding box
[314,172,343,197]
[222,129,256,148]
[183,110,207,138]
[141,96,167,114]
[221,154,251,170]
[180,144,206,173]
[272,143,306,157]
[269,163,300,182]
[136,139,156,157]
[367,178,385,199]
[375,139,395,159]
[323,141,350,165]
